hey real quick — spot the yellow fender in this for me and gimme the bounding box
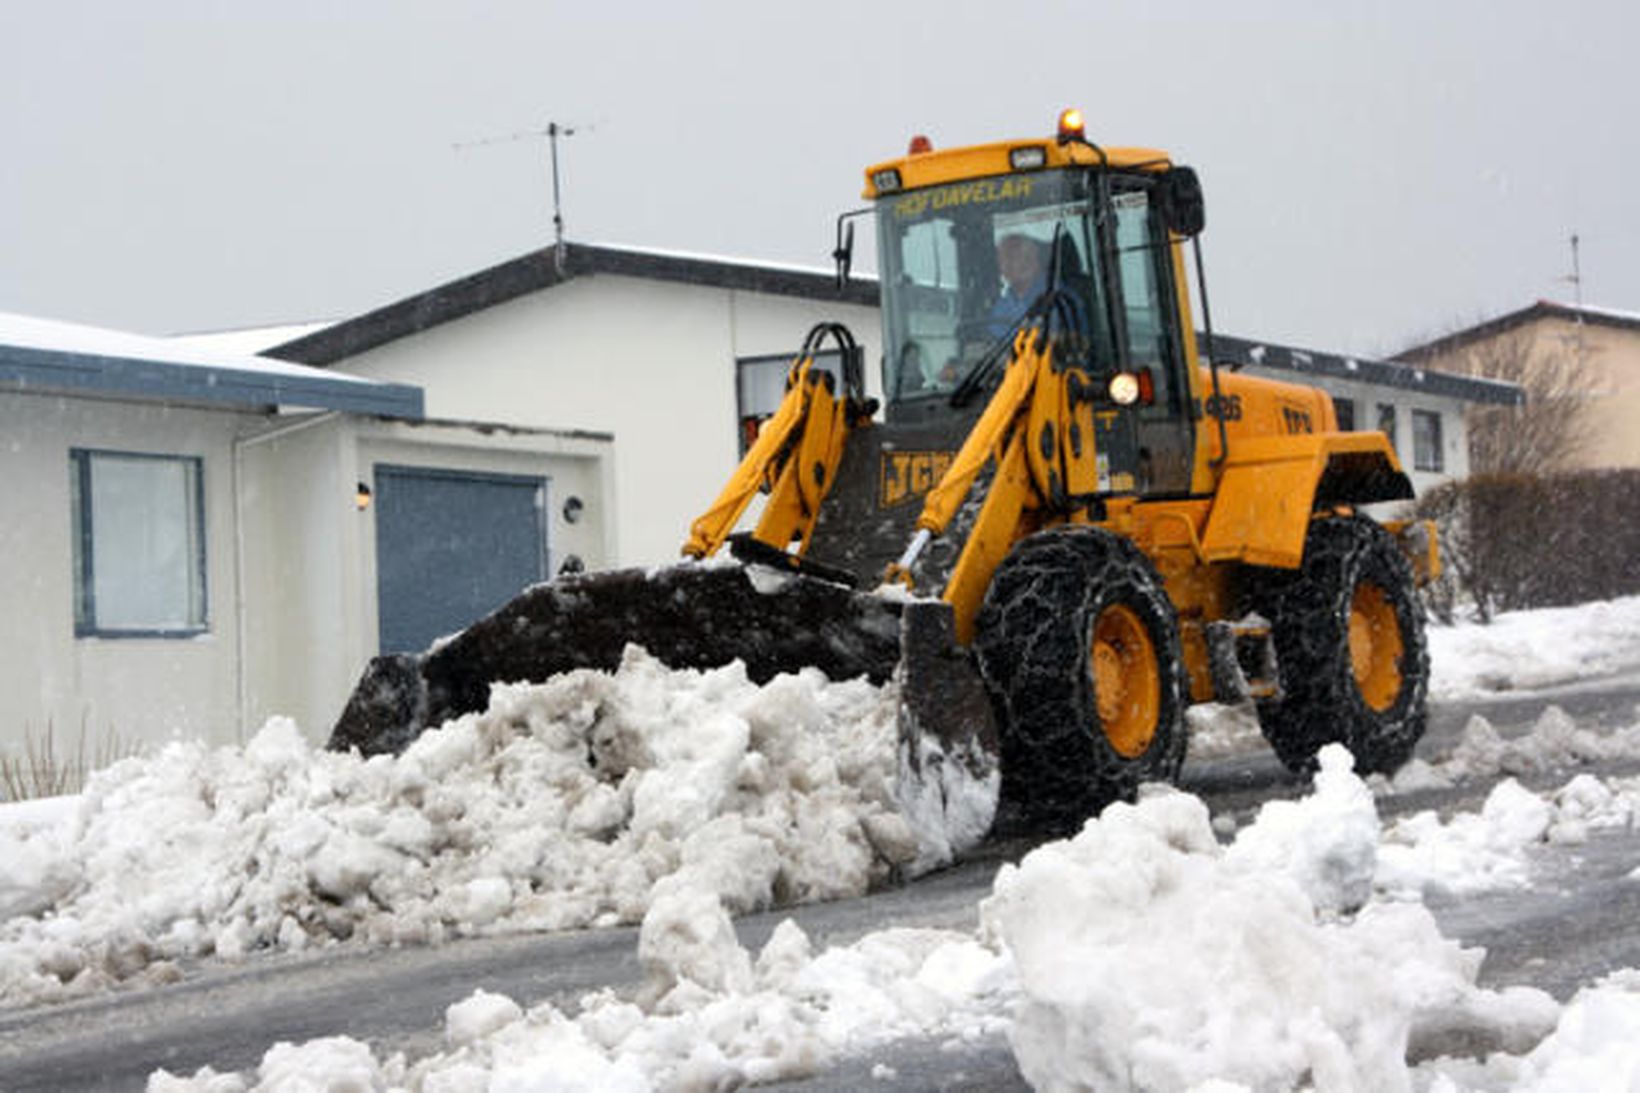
[1199,432,1412,569]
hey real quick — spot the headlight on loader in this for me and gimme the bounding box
[1108,372,1141,405]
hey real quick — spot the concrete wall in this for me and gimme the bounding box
[1,393,250,761]
[331,275,882,566]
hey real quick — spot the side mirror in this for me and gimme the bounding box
[833,220,855,289]
[1160,166,1205,237]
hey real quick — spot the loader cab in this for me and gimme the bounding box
[867,126,1201,496]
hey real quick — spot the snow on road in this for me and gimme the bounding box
[5,595,1640,1089]
[1427,594,1640,700]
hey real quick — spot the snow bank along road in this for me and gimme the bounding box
[3,596,1640,1090]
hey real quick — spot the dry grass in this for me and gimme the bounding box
[0,718,136,802]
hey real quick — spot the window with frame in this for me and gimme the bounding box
[1332,396,1356,431]
[734,351,841,454]
[1376,403,1398,452]
[1412,409,1444,472]
[70,449,207,636]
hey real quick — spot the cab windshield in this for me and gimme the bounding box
[875,169,1114,401]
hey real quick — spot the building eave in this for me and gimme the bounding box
[269,243,880,367]
[1206,332,1523,406]
[1397,300,1640,362]
[0,342,425,418]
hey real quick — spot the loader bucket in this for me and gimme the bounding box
[329,562,999,863]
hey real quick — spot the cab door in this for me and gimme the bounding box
[1110,185,1196,495]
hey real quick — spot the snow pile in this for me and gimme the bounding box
[984,747,1555,1093]
[1419,970,1640,1091]
[1386,706,1640,796]
[154,902,1012,1090]
[0,795,78,922]
[0,649,949,1008]
[1377,768,1639,902]
[158,746,1571,1093]
[1427,594,1640,698]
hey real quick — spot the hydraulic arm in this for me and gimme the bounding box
[682,323,873,566]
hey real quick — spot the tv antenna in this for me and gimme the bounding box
[454,120,590,272]
[1557,231,1585,361]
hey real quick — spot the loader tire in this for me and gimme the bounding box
[974,526,1187,831]
[1253,515,1429,775]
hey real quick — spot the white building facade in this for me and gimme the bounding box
[271,245,884,567]
[1,315,612,769]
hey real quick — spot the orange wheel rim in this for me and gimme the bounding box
[1090,604,1160,758]
[1349,582,1404,711]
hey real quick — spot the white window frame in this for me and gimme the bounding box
[70,448,208,638]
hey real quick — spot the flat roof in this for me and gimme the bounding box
[1,312,424,418]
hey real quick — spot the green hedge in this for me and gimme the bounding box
[1415,470,1640,621]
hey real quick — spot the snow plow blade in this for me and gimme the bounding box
[329,563,999,856]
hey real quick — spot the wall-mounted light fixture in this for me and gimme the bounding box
[562,496,584,524]
[355,482,373,511]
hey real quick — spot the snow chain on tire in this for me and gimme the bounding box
[1253,515,1430,774]
[974,526,1188,831]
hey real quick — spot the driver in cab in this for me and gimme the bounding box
[987,233,1048,336]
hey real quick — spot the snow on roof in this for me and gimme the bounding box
[1538,298,1640,325]
[0,311,423,418]
[166,320,338,358]
[2,312,371,383]
[584,239,881,284]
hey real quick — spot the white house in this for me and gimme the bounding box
[267,244,884,567]
[269,242,1522,572]
[1,313,612,771]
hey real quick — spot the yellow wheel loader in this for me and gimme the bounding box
[333,109,1433,840]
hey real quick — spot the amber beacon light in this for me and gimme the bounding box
[1056,108,1086,143]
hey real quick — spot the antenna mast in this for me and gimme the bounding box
[453,119,586,273]
[546,121,574,272]
[1566,232,1585,363]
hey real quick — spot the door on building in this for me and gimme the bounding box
[373,464,548,654]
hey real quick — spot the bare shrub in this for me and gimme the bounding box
[0,719,135,802]
[1439,330,1589,476]
[1417,470,1640,620]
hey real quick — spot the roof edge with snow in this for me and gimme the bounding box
[269,243,880,367]
[1,340,425,418]
[1206,332,1523,406]
[266,242,1520,406]
[1397,299,1640,363]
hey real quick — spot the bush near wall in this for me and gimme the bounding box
[1415,470,1640,622]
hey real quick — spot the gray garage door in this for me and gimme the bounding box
[374,464,548,654]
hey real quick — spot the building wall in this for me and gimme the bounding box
[0,393,614,772]
[0,393,250,760]
[1408,314,1640,471]
[1525,317,1640,469]
[237,415,612,739]
[330,275,882,566]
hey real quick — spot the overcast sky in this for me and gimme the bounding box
[1,1,1634,357]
